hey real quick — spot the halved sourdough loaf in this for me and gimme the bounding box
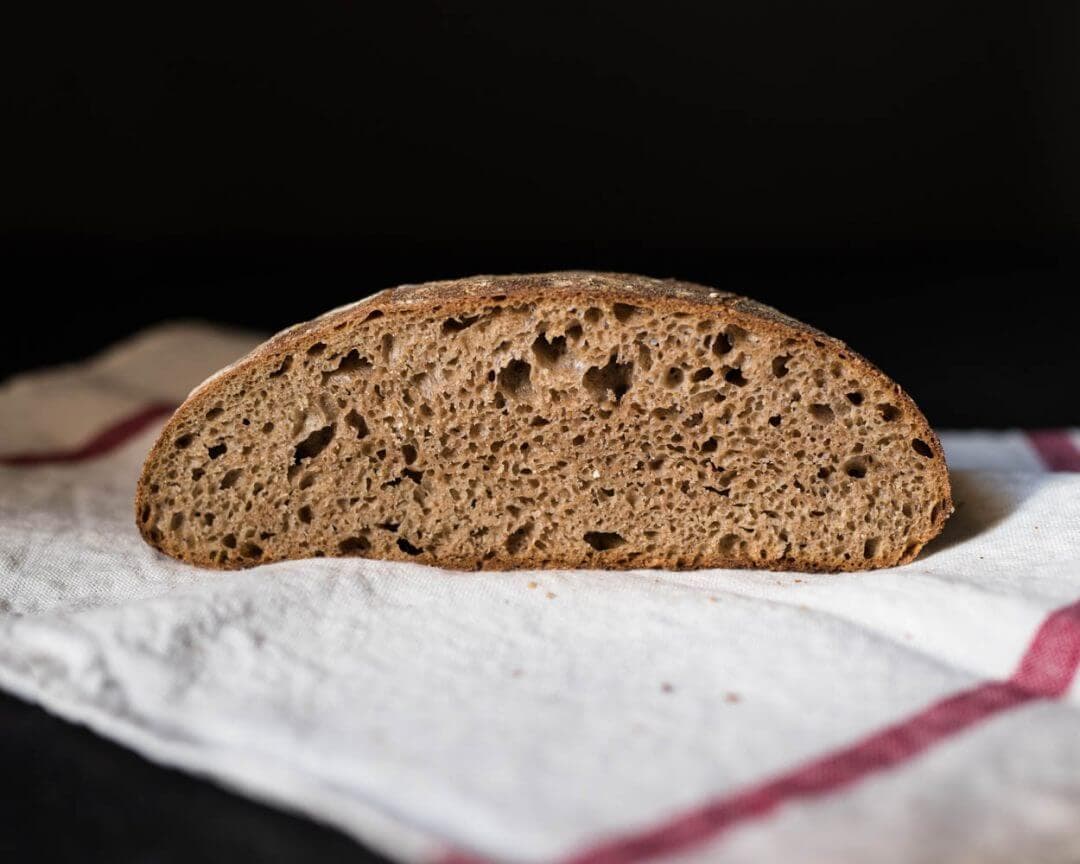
[136,272,951,571]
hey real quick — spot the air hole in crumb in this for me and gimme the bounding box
[912,439,934,458]
[175,434,194,449]
[584,531,625,551]
[222,533,237,549]
[323,350,372,383]
[293,424,335,465]
[444,314,481,334]
[532,333,567,367]
[362,309,384,323]
[205,405,224,420]
[636,343,653,372]
[584,307,602,323]
[339,536,370,554]
[844,456,868,478]
[700,437,719,453]
[879,404,901,422]
[565,323,584,341]
[772,356,790,377]
[219,469,242,490]
[169,512,184,531]
[403,468,423,484]
[583,355,633,402]
[902,503,913,518]
[497,359,532,399]
[809,404,834,423]
[140,505,151,523]
[299,472,317,490]
[191,468,204,481]
[506,524,533,554]
[397,537,423,556]
[664,367,684,388]
[269,355,293,378]
[572,434,586,446]
[262,422,274,434]
[207,443,227,459]
[692,367,714,382]
[380,333,394,361]
[307,342,326,356]
[768,415,781,427]
[864,537,880,559]
[846,392,864,405]
[718,533,738,553]
[240,542,263,558]
[298,506,313,524]
[818,466,833,480]
[612,303,641,322]
[713,332,733,356]
[345,410,368,439]
[402,443,418,464]
[724,368,748,387]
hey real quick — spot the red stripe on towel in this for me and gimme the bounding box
[0,403,175,466]
[1026,430,1080,472]
[441,601,1080,864]
[561,600,1080,864]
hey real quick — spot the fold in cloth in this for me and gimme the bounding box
[1,323,1078,863]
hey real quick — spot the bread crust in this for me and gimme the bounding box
[136,272,952,571]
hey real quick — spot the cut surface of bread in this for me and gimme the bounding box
[136,272,952,572]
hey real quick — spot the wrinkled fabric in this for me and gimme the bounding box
[1,324,1078,864]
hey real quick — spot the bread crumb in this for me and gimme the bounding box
[546,591,556,599]
[725,691,741,703]
[140,272,950,573]
[661,682,674,693]
[527,581,537,589]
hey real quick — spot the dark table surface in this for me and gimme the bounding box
[0,688,390,862]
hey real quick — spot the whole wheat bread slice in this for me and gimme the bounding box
[136,272,952,571]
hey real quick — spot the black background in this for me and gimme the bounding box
[2,3,1079,861]
[5,2,1080,426]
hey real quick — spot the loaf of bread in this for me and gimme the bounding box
[136,272,951,571]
